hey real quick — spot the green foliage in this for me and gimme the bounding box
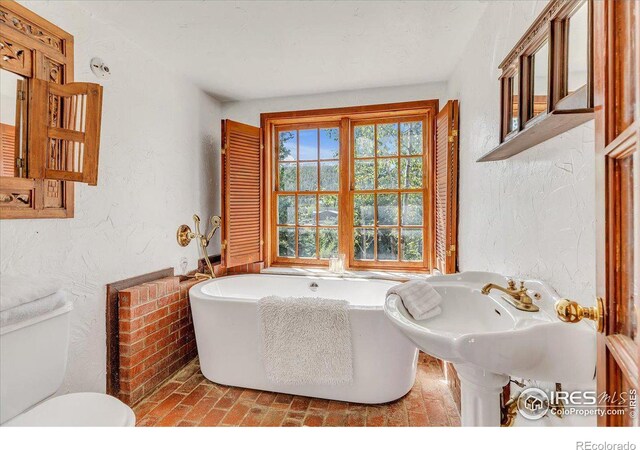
[401,229,423,261]
[319,228,338,258]
[353,228,374,260]
[279,131,296,161]
[377,123,398,156]
[298,195,316,225]
[377,229,398,260]
[298,228,316,258]
[299,162,318,191]
[278,227,295,257]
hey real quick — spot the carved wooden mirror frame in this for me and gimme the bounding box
[0,0,75,219]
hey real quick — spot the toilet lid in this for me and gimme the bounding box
[4,393,136,427]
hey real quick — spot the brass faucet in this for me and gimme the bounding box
[481,279,539,312]
[176,214,222,280]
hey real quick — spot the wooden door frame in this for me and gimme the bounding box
[593,0,639,426]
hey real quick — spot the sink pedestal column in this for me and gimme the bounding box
[455,364,509,427]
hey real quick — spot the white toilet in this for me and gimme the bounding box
[0,295,135,426]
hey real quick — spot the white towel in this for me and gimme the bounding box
[0,291,67,327]
[258,296,353,385]
[0,274,62,312]
[387,280,442,320]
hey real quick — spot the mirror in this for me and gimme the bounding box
[0,69,27,178]
[530,41,549,119]
[509,72,519,133]
[567,1,589,94]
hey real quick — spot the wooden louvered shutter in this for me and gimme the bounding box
[0,124,16,177]
[434,100,460,274]
[221,119,263,268]
[29,79,103,185]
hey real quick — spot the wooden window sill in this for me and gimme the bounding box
[261,266,433,281]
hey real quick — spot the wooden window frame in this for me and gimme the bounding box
[262,100,439,272]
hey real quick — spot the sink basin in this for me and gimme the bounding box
[383,271,597,426]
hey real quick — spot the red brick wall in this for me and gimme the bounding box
[118,276,199,405]
[213,261,263,277]
[117,263,263,405]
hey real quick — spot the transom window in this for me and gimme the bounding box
[268,104,433,270]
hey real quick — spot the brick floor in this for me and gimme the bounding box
[133,352,461,427]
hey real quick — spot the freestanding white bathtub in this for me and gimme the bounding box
[189,274,418,404]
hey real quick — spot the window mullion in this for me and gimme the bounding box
[339,117,351,266]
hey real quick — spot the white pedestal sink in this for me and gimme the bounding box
[383,271,596,427]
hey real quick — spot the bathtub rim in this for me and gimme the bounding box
[189,273,400,310]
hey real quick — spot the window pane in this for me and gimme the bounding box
[279,162,297,191]
[401,229,423,261]
[377,193,398,226]
[377,228,398,261]
[278,227,295,257]
[320,128,339,159]
[299,129,318,160]
[299,162,318,191]
[297,194,316,225]
[400,157,423,189]
[319,228,338,259]
[278,131,297,161]
[354,125,374,158]
[320,161,339,191]
[353,194,374,226]
[353,228,374,260]
[377,123,398,156]
[377,158,398,189]
[319,194,338,225]
[277,195,295,225]
[401,193,423,226]
[298,228,317,258]
[509,73,519,132]
[400,122,423,155]
[531,41,548,118]
[354,159,375,190]
[567,2,588,93]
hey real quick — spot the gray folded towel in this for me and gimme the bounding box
[387,280,442,320]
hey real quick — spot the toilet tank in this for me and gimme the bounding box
[0,300,73,424]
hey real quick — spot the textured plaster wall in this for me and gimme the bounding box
[0,1,222,393]
[447,0,596,305]
[221,82,448,127]
[1,0,597,400]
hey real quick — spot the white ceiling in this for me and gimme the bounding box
[77,1,487,102]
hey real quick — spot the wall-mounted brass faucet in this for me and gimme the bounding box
[177,214,222,280]
[481,279,539,312]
